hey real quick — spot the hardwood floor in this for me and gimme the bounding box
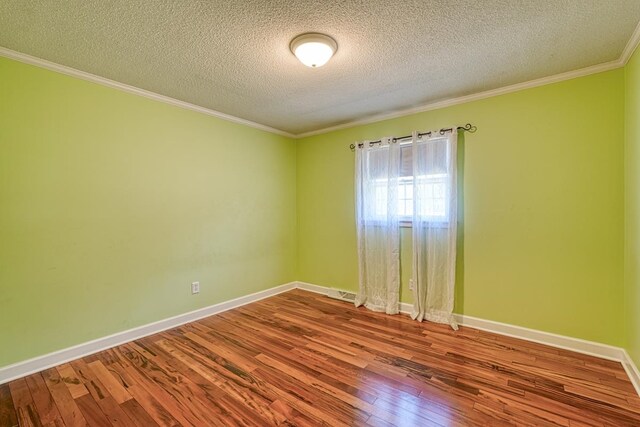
[2,289,640,426]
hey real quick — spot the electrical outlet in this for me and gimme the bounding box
[409,279,415,291]
[191,281,200,294]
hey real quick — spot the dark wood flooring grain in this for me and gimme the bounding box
[2,289,640,426]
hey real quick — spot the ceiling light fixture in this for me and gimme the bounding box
[290,33,338,68]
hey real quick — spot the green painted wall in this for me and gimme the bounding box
[625,47,640,366]
[297,69,626,346]
[0,50,633,369]
[0,57,297,367]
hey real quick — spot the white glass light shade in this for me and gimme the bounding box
[290,33,337,68]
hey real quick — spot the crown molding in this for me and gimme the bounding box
[0,46,295,139]
[294,59,623,138]
[622,19,640,65]
[296,21,640,139]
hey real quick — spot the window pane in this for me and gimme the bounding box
[364,144,449,223]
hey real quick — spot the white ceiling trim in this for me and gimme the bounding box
[0,46,296,138]
[622,19,640,64]
[297,21,640,139]
[294,60,623,138]
[2,17,640,140]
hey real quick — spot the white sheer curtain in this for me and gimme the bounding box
[410,130,458,329]
[354,138,401,314]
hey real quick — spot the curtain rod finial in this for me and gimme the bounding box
[459,123,477,133]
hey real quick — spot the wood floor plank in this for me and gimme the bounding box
[90,396,137,427]
[6,289,640,426]
[24,373,64,426]
[68,359,112,403]
[118,398,160,427]
[73,395,112,427]
[8,379,42,427]
[54,365,88,400]
[0,384,19,427]
[86,362,131,405]
[40,368,88,427]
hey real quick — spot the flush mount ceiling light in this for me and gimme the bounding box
[290,33,338,68]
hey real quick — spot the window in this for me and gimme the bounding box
[371,142,450,225]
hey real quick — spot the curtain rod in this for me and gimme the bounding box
[349,123,477,151]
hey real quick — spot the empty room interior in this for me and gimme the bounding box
[3,1,640,426]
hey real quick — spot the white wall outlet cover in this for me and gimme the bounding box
[409,279,415,291]
[191,281,200,294]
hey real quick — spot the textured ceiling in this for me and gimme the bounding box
[1,1,639,135]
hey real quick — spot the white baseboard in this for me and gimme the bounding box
[296,281,337,295]
[296,282,640,397]
[0,282,296,385]
[623,350,640,397]
[3,280,640,398]
[452,314,625,362]
[400,302,413,314]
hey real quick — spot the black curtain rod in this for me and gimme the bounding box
[349,123,476,151]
